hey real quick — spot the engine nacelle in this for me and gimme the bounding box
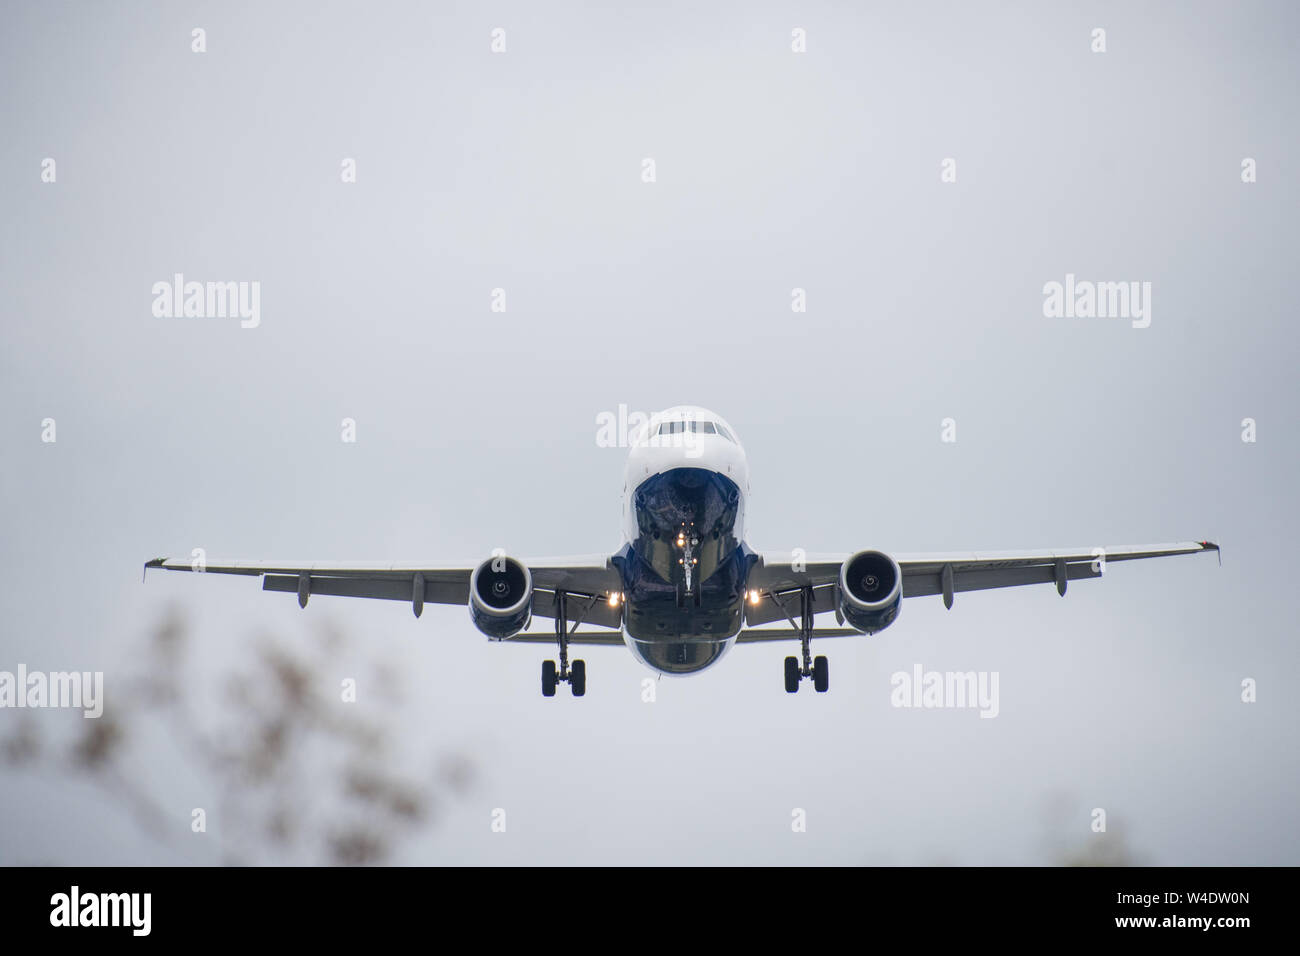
[838,550,902,634]
[469,555,533,639]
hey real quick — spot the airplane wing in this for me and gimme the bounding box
[144,555,625,628]
[742,541,1219,627]
[146,541,1219,637]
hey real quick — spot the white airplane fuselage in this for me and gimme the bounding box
[613,406,753,675]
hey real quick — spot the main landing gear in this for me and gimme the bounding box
[775,585,829,694]
[542,658,585,697]
[541,590,587,698]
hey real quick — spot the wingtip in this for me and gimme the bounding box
[143,557,165,582]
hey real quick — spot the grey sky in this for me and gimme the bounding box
[1,0,1296,864]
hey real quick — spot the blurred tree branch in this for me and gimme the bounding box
[2,608,474,865]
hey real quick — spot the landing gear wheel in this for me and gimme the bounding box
[813,655,829,693]
[784,656,800,693]
[570,659,586,697]
[542,660,557,697]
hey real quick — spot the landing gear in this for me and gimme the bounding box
[813,655,829,693]
[776,585,831,693]
[674,521,701,609]
[784,656,800,693]
[541,590,591,698]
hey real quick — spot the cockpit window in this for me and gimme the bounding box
[653,418,734,441]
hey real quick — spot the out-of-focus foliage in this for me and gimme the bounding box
[2,608,474,865]
[1040,791,1141,867]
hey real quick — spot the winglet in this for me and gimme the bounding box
[1199,541,1221,567]
[143,557,165,582]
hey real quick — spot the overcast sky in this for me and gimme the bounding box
[1,0,1296,864]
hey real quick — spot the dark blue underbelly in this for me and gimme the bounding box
[613,469,755,669]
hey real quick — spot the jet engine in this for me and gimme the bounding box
[838,550,902,634]
[469,555,533,639]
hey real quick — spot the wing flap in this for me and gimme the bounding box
[501,632,626,646]
[736,627,861,643]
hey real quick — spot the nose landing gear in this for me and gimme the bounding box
[674,522,700,607]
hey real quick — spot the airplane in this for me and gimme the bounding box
[145,405,1219,697]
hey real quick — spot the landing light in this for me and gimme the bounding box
[748,589,760,605]
[608,591,622,608]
